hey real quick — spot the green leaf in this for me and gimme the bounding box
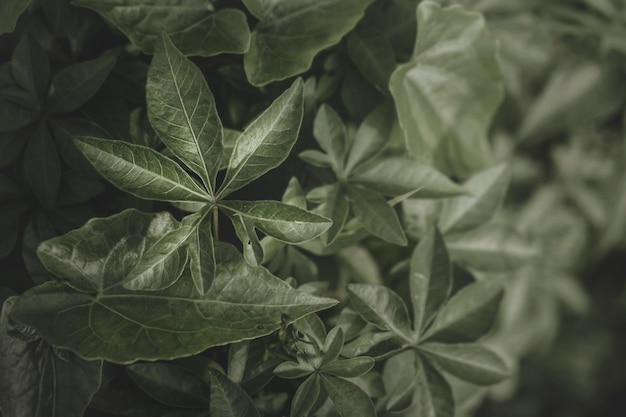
[219,200,332,244]
[0,297,103,417]
[346,28,396,93]
[0,99,39,133]
[243,0,374,86]
[446,223,538,272]
[422,280,503,343]
[321,374,376,417]
[12,209,337,363]
[389,1,503,178]
[410,227,452,335]
[382,350,418,413]
[127,362,211,408]
[74,136,211,203]
[147,33,223,195]
[321,327,344,366]
[344,102,394,174]
[0,129,28,169]
[188,214,217,295]
[413,355,453,417]
[347,284,413,342]
[11,34,49,101]
[419,342,510,385]
[274,361,314,379]
[282,177,307,209]
[0,0,32,35]
[233,212,264,267]
[313,104,346,173]
[299,149,333,168]
[320,357,374,378]
[346,185,407,246]
[351,157,465,198]
[439,163,511,234]
[219,79,304,197]
[24,123,61,209]
[291,374,321,417]
[47,55,116,114]
[319,183,350,246]
[341,331,405,359]
[209,368,261,417]
[74,1,250,56]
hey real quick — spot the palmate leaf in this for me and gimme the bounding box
[291,374,321,417]
[243,0,374,86]
[389,1,503,178]
[10,209,337,363]
[218,79,304,198]
[321,374,376,417]
[313,104,347,174]
[209,368,260,417]
[413,354,453,417]
[74,136,210,203]
[74,0,250,56]
[11,34,49,101]
[188,214,216,295]
[147,33,223,195]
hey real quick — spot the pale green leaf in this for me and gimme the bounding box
[321,327,344,366]
[147,33,223,195]
[347,185,407,246]
[209,368,260,417]
[389,1,503,178]
[422,280,503,343]
[0,0,32,35]
[419,342,510,385]
[219,79,304,197]
[233,212,264,267]
[282,177,307,209]
[219,200,332,244]
[341,331,405,359]
[74,1,250,56]
[320,357,375,378]
[383,350,418,413]
[321,374,376,417]
[351,157,465,198]
[313,104,346,173]
[344,102,394,174]
[410,227,451,335]
[319,183,349,246]
[347,284,413,342]
[243,0,374,86]
[291,374,321,417]
[274,361,314,379]
[446,223,538,272]
[439,163,510,233]
[346,28,396,93]
[299,149,333,168]
[74,136,210,203]
[12,209,337,363]
[188,214,217,295]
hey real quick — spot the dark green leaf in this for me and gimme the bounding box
[188,213,216,295]
[219,79,304,197]
[127,362,211,408]
[147,33,223,195]
[56,171,105,206]
[344,102,394,174]
[419,342,510,385]
[321,374,376,417]
[273,361,314,379]
[321,327,344,366]
[346,185,407,246]
[319,183,349,246]
[219,200,332,244]
[74,136,211,203]
[422,280,503,343]
[24,123,61,209]
[412,354,453,417]
[243,0,374,86]
[313,104,346,173]
[410,227,451,334]
[291,374,321,417]
[12,209,337,363]
[0,99,38,133]
[439,163,510,233]
[49,118,110,176]
[0,203,27,260]
[74,1,250,56]
[47,55,116,114]
[351,157,465,198]
[0,0,32,35]
[0,128,29,168]
[389,1,503,178]
[346,28,395,93]
[347,284,414,342]
[382,350,418,413]
[209,368,261,417]
[341,65,382,121]
[11,34,49,101]
[320,357,374,378]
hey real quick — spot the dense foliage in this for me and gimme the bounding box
[1,1,625,417]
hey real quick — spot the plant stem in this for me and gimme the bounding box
[212,206,219,240]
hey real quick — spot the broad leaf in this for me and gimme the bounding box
[24,123,61,210]
[127,362,211,408]
[389,1,503,178]
[219,79,304,197]
[446,223,538,272]
[344,102,394,174]
[47,55,116,114]
[351,157,465,198]
[0,0,31,35]
[419,342,510,385]
[219,200,332,244]
[439,163,510,233]
[320,357,375,378]
[346,185,407,246]
[410,227,452,334]
[422,280,503,343]
[313,104,346,173]
[321,374,376,417]
[346,28,396,93]
[291,374,321,417]
[0,297,103,417]
[74,1,250,56]
[74,136,211,203]
[319,183,350,246]
[413,355,453,417]
[209,368,261,417]
[243,0,374,86]
[11,209,337,363]
[147,33,223,195]
[347,284,414,342]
